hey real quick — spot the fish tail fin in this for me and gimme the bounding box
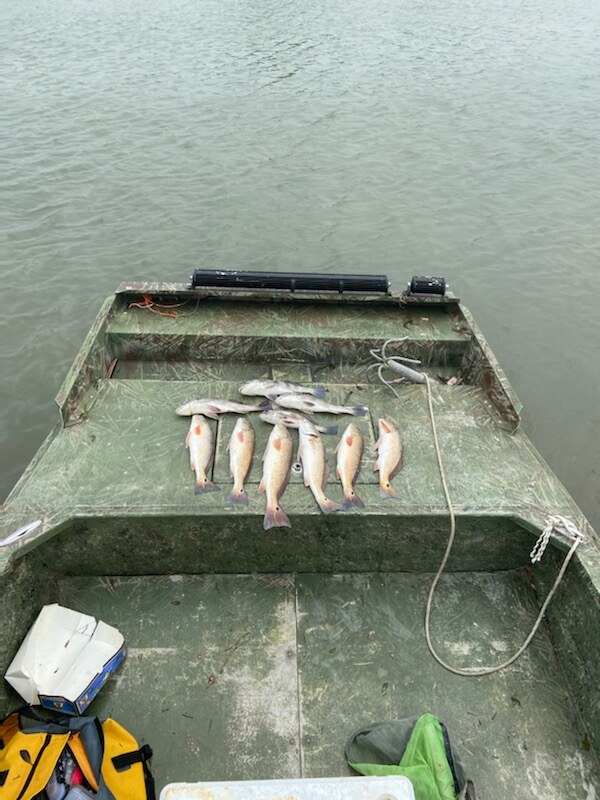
[195,479,221,495]
[318,496,344,515]
[263,505,291,530]
[313,386,326,399]
[343,490,365,509]
[318,424,339,436]
[227,487,249,505]
[380,482,399,499]
[353,406,368,417]
[259,399,272,411]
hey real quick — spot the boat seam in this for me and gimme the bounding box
[294,574,304,778]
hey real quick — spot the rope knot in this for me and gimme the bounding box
[530,515,585,564]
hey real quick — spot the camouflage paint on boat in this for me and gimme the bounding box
[0,281,598,797]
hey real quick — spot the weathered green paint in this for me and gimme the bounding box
[1,282,599,799]
[53,574,300,788]
[17,514,543,577]
[109,295,467,341]
[56,295,116,426]
[535,547,600,759]
[0,556,58,712]
[0,378,585,554]
[2,570,597,798]
[297,571,598,796]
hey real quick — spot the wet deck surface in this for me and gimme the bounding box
[55,570,598,798]
[6,377,578,520]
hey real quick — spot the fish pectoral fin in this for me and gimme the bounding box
[185,432,191,448]
[258,479,266,494]
[335,467,340,480]
[373,458,380,472]
[372,437,381,452]
[303,474,310,488]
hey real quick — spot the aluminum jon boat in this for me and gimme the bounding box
[1,271,598,798]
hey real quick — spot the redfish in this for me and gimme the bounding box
[240,379,325,400]
[259,424,293,530]
[227,417,255,505]
[298,419,344,515]
[186,414,220,495]
[176,399,269,418]
[275,394,367,416]
[260,409,338,436]
[336,422,365,508]
[373,418,403,498]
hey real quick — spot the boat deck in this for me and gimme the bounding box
[2,376,580,529]
[53,570,598,797]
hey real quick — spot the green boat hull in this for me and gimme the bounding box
[1,283,598,797]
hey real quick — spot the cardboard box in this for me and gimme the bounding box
[4,604,126,714]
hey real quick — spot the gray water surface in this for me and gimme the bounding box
[1,0,599,529]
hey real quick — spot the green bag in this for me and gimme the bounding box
[345,713,475,800]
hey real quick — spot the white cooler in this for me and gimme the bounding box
[160,775,415,800]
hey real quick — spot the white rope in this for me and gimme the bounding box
[423,375,585,677]
[529,522,552,564]
[530,515,585,563]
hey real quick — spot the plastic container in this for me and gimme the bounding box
[160,775,415,800]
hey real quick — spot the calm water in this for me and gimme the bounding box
[1,0,599,528]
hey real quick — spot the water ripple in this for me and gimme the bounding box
[1,0,600,522]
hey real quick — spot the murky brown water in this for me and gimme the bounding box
[1,0,599,528]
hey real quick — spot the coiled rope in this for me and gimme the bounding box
[423,375,585,676]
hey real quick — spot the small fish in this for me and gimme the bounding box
[240,379,326,400]
[373,418,403,499]
[260,409,338,436]
[259,423,293,530]
[227,417,255,505]
[275,394,368,417]
[336,423,365,509]
[176,399,269,418]
[298,419,344,515]
[186,415,220,495]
